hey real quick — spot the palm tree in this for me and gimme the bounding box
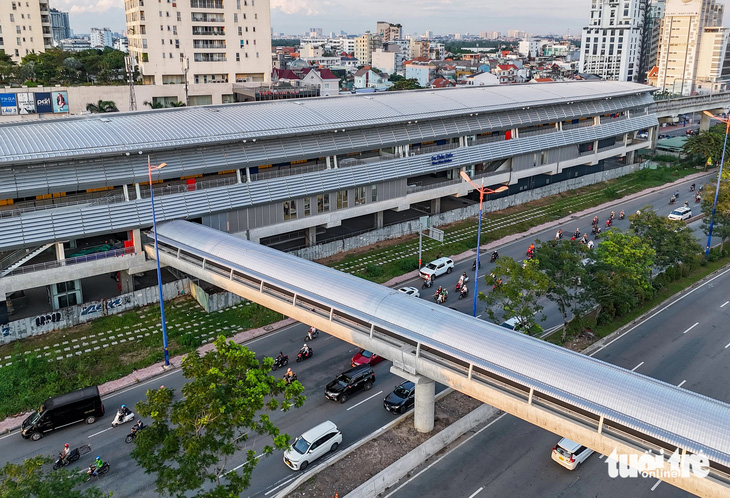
[86,100,119,113]
[168,101,186,107]
[143,100,165,109]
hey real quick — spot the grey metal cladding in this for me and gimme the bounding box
[153,220,730,466]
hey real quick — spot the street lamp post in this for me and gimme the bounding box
[459,171,508,317]
[702,111,729,258]
[148,156,170,366]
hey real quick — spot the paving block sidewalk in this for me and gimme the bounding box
[0,318,297,435]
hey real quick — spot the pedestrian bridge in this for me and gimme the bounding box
[653,92,730,124]
[149,220,730,497]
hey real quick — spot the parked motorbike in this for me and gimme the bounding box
[272,354,289,371]
[296,349,313,362]
[53,444,90,470]
[111,409,134,427]
[86,462,110,481]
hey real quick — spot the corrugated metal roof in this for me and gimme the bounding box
[154,219,730,467]
[0,81,653,164]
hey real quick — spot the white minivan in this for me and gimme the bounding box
[283,420,342,471]
[551,437,594,470]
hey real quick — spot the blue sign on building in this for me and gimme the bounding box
[431,152,454,166]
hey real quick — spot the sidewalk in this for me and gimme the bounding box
[0,317,297,435]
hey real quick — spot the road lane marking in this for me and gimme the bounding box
[725,343,730,349]
[651,479,662,491]
[88,427,113,438]
[631,362,644,372]
[682,322,699,334]
[226,452,263,475]
[677,380,686,388]
[264,474,299,495]
[102,369,180,400]
[722,301,729,308]
[346,390,383,411]
[384,413,507,498]
[468,487,484,498]
[590,266,730,357]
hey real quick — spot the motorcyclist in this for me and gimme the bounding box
[610,211,615,220]
[696,193,701,202]
[491,250,499,261]
[434,286,443,298]
[276,351,284,362]
[60,443,70,465]
[691,183,696,191]
[306,327,317,340]
[619,210,625,219]
[555,229,562,240]
[592,216,598,226]
[527,243,535,256]
[119,404,130,417]
[670,195,676,204]
[130,419,144,436]
[300,343,309,357]
[460,284,468,296]
[675,190,680,199]
[284,367,295,384]
[458,272,467,285]
[574,228,580,239]
[587,240,594,250]
[581,233,588,244]
[88,456,104,477]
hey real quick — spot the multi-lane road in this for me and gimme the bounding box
[0,172,719,497]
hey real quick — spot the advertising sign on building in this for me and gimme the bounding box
[0,93,18,116]
[35,92,53,114]
[17,93,36,114]
[52,91,69,113]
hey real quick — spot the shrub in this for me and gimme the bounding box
[178,332,203,348]
[364,263,384,278]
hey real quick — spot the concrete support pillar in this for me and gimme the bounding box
[245,167,251,183]
[414,378,435,433]
[375,211,384,229]
[119,270,135,294]
[131,228,142,253]
[626,150,636,165]
[700,112,712,132]
[333,155,339,169]
[123,184,130,202]
[55,242,65,261]
[135,183,142,200]
[305,226,317,247]
[236,168,243,183]
[326,156,332,169]
[430,197,441,215]
[594,116,601,126]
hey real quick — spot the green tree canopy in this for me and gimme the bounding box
[388,78,422,91]
[0,455,108,498]
[131,336,305,497]
[86,100,119,113]
[700,172,730,252]
[481,256,549,335]
[629,207,701,269]
[682,123,729,168]
[534,239,591,341]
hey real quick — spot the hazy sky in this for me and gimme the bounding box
[52,0,728,37]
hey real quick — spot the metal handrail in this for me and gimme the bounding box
[3,247,135,276]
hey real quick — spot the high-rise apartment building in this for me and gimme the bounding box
[355,32,381,65]
[655,0,728,94]
[376,21,402,42]
[409,39,430,59]
[124,0,272,85]
[49,8,71,44]
[0,0,53,62]
[90,27,113,49]
[579,0,648,81]
[642,0,666,76]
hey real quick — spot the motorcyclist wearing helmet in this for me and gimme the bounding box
[300,343,309,357]
[306,327,316,340]
[88,456,104,476]
[119,404,130,417]
[131,419,144,434]
[60,443,70,464]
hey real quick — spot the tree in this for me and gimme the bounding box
[700,172,730,252]
[86,100,119,113]
[0,455,108,498]
[131,336,305,497]
[630,207,701,271]
[168,101,187,107]
[0,51,18,84]
[481,256,549,335]
[682,123,727,168]
[587,229,655,319]
[388,78,422,91]
[534,239,591,342]
[144,100,165,109]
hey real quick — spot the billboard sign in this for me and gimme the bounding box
[17,93,36,114]
[0,93,18,116]
[52,91,69,113]
[35,92,53,113]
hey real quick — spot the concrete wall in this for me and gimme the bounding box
[292,163,641,261]
[0,279,190,345]
[190,281,243,312]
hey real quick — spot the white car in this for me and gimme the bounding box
[398,287,420,298]
[418,257,455,280]
[668,206,692,221]
[551,437,594,470]
[284,420,342,471]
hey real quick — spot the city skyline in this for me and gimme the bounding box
[51,0,609,37]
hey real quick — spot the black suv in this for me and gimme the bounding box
[324,365,375,404]
[383,380,415,414]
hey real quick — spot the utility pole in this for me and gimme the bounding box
[125,55,137,111]
[183,56,190,106]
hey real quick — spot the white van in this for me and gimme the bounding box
[551,437,594,470]
[283,420,342,471]
[418,257,455,280]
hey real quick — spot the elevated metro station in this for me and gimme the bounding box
[0,81,655,322]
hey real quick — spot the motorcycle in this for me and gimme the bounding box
[272,354,289,371]
[86,461,110,481]
[111,409,134,427]
[669,196,676,205]
[458,287,469,300]
[619,212,625,220]
[422,278,433,289]
[284,372,298,385]
[696,195,701,204]
[436,291,448,304]
[305,328,319,341]
[605,219,612,227]
[490,251,499,263]
[455,275,469,291]
[472,260,481,271]
[526,250,534,259]
[53,444,91,470]
[296,348,313,362]
[125,426,144,444]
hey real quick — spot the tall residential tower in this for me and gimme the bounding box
[0,0,53,62]
[124,0,272,85]
[579,0,649,81]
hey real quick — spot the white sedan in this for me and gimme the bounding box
[398,286,420,298]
